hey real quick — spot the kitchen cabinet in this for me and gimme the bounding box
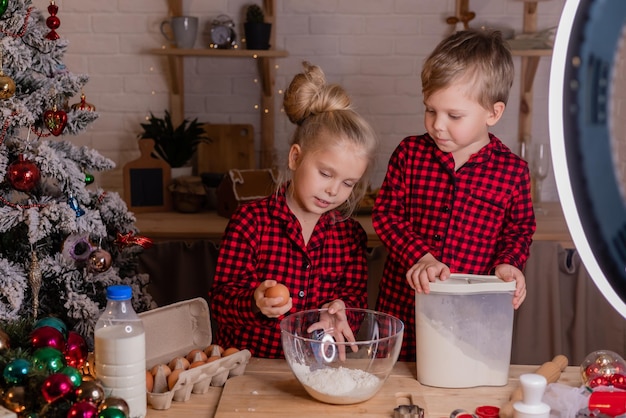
[153,0,288,168]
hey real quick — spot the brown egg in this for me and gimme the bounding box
[204,344,224,357]
[223,347,240,357]
[185,349,208,363]
[150,363,171,377]
[146,370,154,392]
[189,360,206,369]
[206,355,221,363]
[168,356,190,371]
[265,283,290,307]
[168,368,183,390]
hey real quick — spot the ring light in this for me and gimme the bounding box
[549,0,626,318]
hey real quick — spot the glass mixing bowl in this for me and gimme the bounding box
[280,308,404,405]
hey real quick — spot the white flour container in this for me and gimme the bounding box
[415,274,515,388]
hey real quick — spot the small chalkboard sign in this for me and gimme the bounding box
[123,139,172,213]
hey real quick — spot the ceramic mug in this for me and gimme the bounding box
[160,16,198,49]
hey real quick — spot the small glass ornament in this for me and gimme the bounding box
[45,0,61,40]
[0,328,10,352]
[75,380,105,405]
[7,155,41,192]
[68,195,85,217]
[33,346,66,373]
[3,358,31,385]
[41,373,73,403]
[65,331,88,369]
[3,386,27,413]
[85,172,95,185]
[71,92,96,112]
[43,103,67,136]
[62,234,93,262]
[67,400,99,417]
[60,365,83,387]
[580,349,626,388]
[87,248,112,273]
[35,316,68,338]
[98,397,129,418]
[30,325,66,352]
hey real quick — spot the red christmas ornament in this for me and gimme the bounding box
[610,373,626,389]
[71,92,96,112]
[45,0,60,40]
[115,231,153,250]
[41,373,73,403]
[30,326,66,352]
[43,104,67,136]
[7,155,41,192]
[64,331,88,369]
[67,400,98,418]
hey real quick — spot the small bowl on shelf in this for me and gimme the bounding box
[280,308,404,405]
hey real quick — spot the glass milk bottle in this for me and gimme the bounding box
[95,285,147,418]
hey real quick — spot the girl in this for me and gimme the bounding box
[210,62,379,358]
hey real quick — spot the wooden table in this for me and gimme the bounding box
[145,358,582,417]
[135,201,573,248]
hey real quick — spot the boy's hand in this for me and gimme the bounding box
[406,253,451,294]
[254,280,292,318]
[495,264,526,309]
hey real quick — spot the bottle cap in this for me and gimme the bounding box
[106,285,132,301]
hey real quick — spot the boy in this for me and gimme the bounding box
[372,30,536,361]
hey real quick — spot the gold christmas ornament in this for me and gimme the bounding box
[0,49,15,99]
[71,92,96,111]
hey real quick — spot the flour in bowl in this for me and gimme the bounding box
[291,363,382,404]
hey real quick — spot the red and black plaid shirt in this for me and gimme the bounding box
[372,133,536,361]
[210,189,369,358]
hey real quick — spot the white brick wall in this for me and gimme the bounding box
[32,0,572,200]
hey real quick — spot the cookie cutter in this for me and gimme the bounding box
[394,404,424,418]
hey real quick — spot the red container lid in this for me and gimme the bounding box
[475,405,500,418]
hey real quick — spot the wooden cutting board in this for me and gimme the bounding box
[214,374,426,417]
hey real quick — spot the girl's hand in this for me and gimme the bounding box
[495,264,526,309]
[254,280,292,318]
[306,299,357,361]
[406,253,450,294]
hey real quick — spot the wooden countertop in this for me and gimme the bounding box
[146,358,582,417]
[135,201,573,248]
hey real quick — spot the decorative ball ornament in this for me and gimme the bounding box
[35,316,68,338]
[60,365,83,387]
[62,234,94,263]
[30,325,66,352]
[0,70,15,99]
[45,0,61,40]
[33,346,66,373]
[43,104,67,136]
[85,172,95,185]
[0,0,8,17]
[3,358,31,385]
[98,397,129,417]
[71,92,96,112]
[7,155,41,192]
[3,386,27,413]
[41,373,73,403]
[87,248,112,273]
[581,349,626,388]
[65,331,88,369]
[0,328,10,352]
[75,380,105,405]
[68,400,99,417]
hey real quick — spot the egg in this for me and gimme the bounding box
[168,356,190,371]
[206,356,221,363]
[150,363,171,377]
[189,360,206,369]
[146,370,154,392]
[265,283,290,307]
[185,348,208,363]
[204,344,224,357]
[168,368,183,390]
[223,347,240,356]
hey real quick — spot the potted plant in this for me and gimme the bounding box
[138,110,208,173]
[244,4,271,50]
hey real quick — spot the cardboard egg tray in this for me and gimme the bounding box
[139,297,251,410]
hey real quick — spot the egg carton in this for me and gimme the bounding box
[139,297,251,410]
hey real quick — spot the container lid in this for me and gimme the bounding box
[428,274,515,294]
[106,285,132,300]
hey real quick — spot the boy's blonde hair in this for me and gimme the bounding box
[421,29,514,110]
[280,61,378,217]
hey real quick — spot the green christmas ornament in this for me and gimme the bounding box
[84,172,95,184]
[98,407,127,418]
[3,358,30,385]
[32,346,66,373]
[0,0,8,17]
[60,365,82,387]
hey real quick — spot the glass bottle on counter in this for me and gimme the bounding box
[95,285,147,418]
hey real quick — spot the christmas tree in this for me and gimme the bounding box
[0,0,155,346]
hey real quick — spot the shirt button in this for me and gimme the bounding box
[434,234,442,242]
[442,206,449,213]
[298,291,305,298]
[304,263,310,269]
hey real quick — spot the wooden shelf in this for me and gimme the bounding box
[156,0,287,169]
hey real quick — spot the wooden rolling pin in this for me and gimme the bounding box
[500,355,569,418]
